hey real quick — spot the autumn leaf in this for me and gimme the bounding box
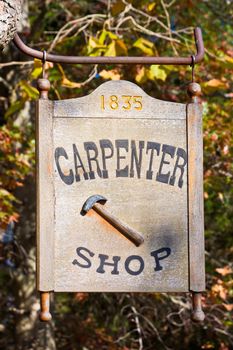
[223,304,233,311]
[74,292,89,302]
[9,213,20,222]
[99,30,118,44]
[211,280,228,300]
[133,37,154,56]
[135,66,147,84]
[87,36,106,56]
[30,59,42,79]
[148,65,167,81]
[104,39,128,56]
[19,81,39,99]
[31,59,53,79]
[203,79,227,92]
[99,69,121,80]
[57,64,81,88]
[61,77,81,88]
[216,266,233,276]
[148,2,156,11]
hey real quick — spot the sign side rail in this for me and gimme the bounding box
[36,99,55,291]
[187,102,205,292]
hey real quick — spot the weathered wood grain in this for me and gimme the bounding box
[36,99,54,291]
[54,80,186,120]
[51,80,189,292]
[36,80,208,293]
[187,103,205,292]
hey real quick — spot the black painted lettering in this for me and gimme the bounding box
[115,140,129,177]
[130,141,144,178]
[84,142,102,180]
[169,147,187,188]
[54,147,74,185]
[72,247,95,268]
[99,139,114,178]
[146,142,161,179]
[96,254,121,275]
[150,247,171,271]
[156,144,176,184]
[125,255,144,275]
[73,144,88,181]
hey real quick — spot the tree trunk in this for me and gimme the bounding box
[0,1,57,345]
[14,177,56,350]
[0,0,22,49]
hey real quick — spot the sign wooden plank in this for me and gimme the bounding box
[53,80,186,120]
[187,103,205,292]
[36,99,54,291]
[53,119,188,291]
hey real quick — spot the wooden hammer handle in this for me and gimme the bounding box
[93,203,144,247]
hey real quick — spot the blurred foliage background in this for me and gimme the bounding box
[0,0,232,349]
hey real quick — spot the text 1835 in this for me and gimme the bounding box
[101,95,142,111]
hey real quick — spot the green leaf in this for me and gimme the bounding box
[104,39,128,56]
[31,67,42,79]
[98,30,109,45]
[133,38,154,56]
[30,59,43,79]
[87,36,106,56]
[148,65,167,81]
[5,100,25,118]
[104,41,116,56]
[20,81,39,99]
[148,2,156,11]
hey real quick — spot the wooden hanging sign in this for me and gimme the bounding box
[36,79,205,321]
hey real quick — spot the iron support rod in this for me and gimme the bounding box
[13,27,204,65]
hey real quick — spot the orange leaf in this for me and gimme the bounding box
[223,304,233,311]
[9,213,19,222]
[205,79,226,88]
[216,266,233,276]
[99,69,121,80]
[74,292,89,302]
[211,282,228,300]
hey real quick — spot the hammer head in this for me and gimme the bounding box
[81,194,107,215]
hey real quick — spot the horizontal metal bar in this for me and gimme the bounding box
[13,27,204,65]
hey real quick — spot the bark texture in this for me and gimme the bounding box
[0,0,22,49]
[14,177,56,350]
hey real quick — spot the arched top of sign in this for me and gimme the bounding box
[53,80,186,120]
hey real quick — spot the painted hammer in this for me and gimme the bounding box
[81,194,144,247]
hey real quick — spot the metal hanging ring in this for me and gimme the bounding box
[190,54,195,67]
[42,50,47,78]
[190,55,195,82]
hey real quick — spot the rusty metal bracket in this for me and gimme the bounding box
[13,27,204,65]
